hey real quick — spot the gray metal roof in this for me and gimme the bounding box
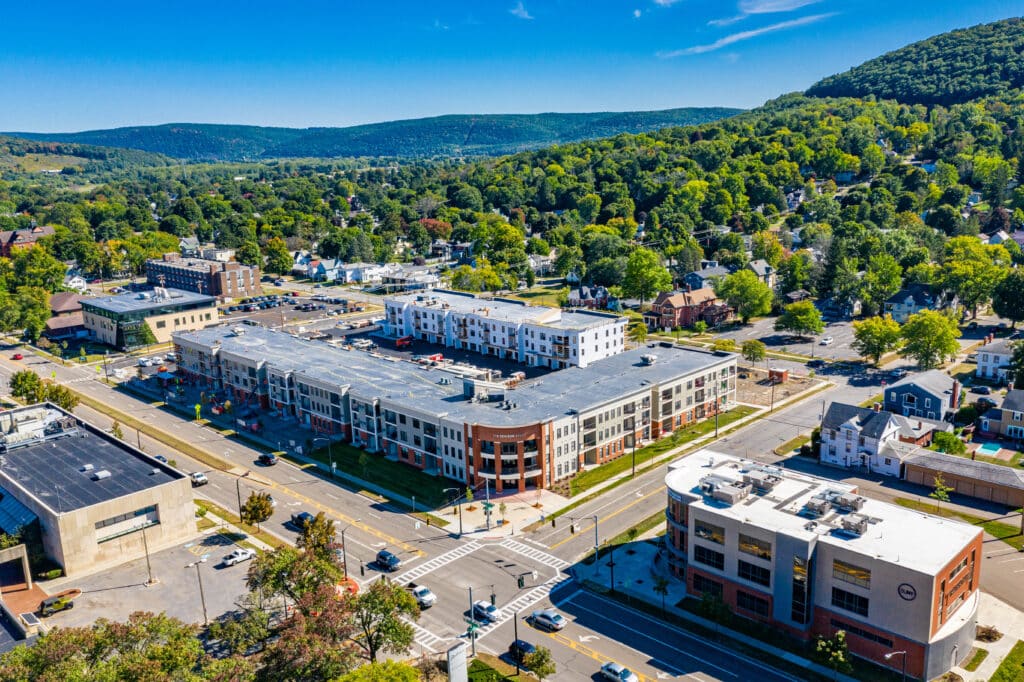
[889,370,955,399]
[822,402,899,439]
[178,326,734,427]
[81,288,215,315]
[903,449,1024,490]
[981,339,1015,357]
[0,405,184,513]
[1001,389,1024,413]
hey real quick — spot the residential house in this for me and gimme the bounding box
[62,274,88,293]
[178,237,201,257]
[380,267,439,293]
[0,225,56,257]
[784,289,812,304]
[745,259,776,289]
[883,283,953,323]
[682,262,732,291]
[983,230,1011,246]
[568,285,610,309]
[306,259,344,282]
[198,247,235,262]
[647,288,730,330]
[976,339,1014,383]
[815,296,862,320]
[43,292,87,340]
[338,262,390,284]
[528,254,555,276]
[978,390,1024,440]
[819,402,951,477]
[883,370,960,420]
[430,240,452,260]
[290,250,313,276]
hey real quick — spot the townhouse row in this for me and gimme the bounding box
[173,325,736,492]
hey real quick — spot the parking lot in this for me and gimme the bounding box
[40,528,255,629]
[714,315,858,361]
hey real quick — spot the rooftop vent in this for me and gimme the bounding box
[699,475,751,505]
[839,514,870,536]
[150,468,160,476]
[91,470,111,481]
[80,463,94,472]
[641,354,657,365]
[834,493,866,512]
[743,470,781,493]
[802,497,830,516]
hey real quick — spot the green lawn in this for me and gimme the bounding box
[308,442,451,507]
[569,406,758,496]
[510,285,568,308]
[468,656,524,681]
[991,640,1024,682]
[963,647,988,672]
[893,497,1024,551]
[774,433,811,456]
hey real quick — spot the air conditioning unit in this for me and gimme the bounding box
[840,514,870,536]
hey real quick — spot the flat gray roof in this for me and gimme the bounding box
[386,290,622,329]
[0,405,184,514]
[177,326,734,426]
[82,288,216,315]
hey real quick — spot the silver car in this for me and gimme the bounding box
[600,662,639,682]
[530,608,567,631]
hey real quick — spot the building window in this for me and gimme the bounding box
[738,560,771,587]
[831,587,869,617]
[830,619,892,647]
[693,545,725,571]
[833,559,871,589]
[949,556,969,581]
[738,534,772,560]
[692,573,723,597]
[736,590,770,618]
[155,320,167,329]
[694,519,725,545]
[791,556,810,624]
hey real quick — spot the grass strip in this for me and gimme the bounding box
[990,640,1024,682]
[963,647,988,672]
[194,499,287,549]
[468,655,524,681]
[894,498,1024,551]
[774,433,810,456]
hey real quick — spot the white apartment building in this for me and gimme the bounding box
[383,290,627,369]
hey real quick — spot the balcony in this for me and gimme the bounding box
[665,509,687,531]
[523,467,542,478]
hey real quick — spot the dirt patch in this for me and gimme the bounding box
[735,367,821,407]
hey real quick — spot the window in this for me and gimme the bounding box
[949,556,969,580]
[694,520,725,545]
[831,587,869,617]
[791,556,810,624]
[830,619,892,647]
[736,590,770,617]
[833,559,871,589]
[692,573,723,597]
[738,534,771,560]
[693,545,725,571]
[738,560,771,587]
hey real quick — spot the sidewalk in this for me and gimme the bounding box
[950,593,1024,681]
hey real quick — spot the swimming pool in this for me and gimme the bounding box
[977,442,1002,456]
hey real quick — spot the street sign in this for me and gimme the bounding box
[482,502,494,511]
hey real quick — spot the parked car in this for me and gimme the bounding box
[976,396,997,409]
[290,511,315,529]
[375,549,401,572]
[530,608,567,631]
[137,358,153,367]
[807,359,825,369]
[889,368,908,379]
[408,583,437,609]
[600,662,639,682]
[472,600,499,624]
[190,472,209,487]
[819,336,834,345]
[258,453,278,466]
[39,595,74,617]
[971,385,992,395]
[222,548,256,566]
[154,455,167,463]
[11,353,22,360]
[508,639,536,665]
[967,321,979,329]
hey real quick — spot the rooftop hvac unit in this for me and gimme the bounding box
[835,493,866,512]
[743,470,781,492]
[711,483,750,505]
[840,514,870,536]
[803,497,830,515]
[80,463,94,472]
[641,354,657,365]
[91,470,112,481]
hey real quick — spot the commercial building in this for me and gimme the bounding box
[383,290,628,369]
[665,451,981,681]
[145,253,261,299]
[174,325,736,492]
[0,404,194,577]
[82,287,219,349]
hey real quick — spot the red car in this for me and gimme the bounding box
[11,353,23,360]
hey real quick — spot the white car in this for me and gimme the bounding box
[600,662,639,682]
[472,600,500,623]
[222,548,256,566]
[819,336,834,345]
[530,608,567,631]
[410,585,437,608]
[137,358,153,367]
[190,472,209,487]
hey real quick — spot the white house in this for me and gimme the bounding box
[339,262,391,284]
[62,275,89,293]
[291,251,313,276]
[977,338,1014,383]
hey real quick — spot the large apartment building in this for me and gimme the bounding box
[145,253,261,299]
[174,326,736,492]
[383,290,627,369]
[665,452,981,681]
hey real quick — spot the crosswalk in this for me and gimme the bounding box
[499,538,569,571]
[474,573,574,642]
[391,541,482,585]
[409,619,450,653]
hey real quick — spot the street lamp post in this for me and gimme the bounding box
[340,521,359,580]
[185,558,209,625]
[444,488,463,537]
[140,524,157,586]
[313,436,334,479]
[590,515,600,564]
[884,650,907,682]
[102,351,110,382]
[235,470,250,520]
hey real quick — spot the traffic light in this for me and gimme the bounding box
[551,517,556,528]
[517,575,525,588]
[490,592,496,606]
[570,523,576,534]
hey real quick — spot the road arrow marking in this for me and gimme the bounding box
[578,635,598,643]
[657,673,672,680]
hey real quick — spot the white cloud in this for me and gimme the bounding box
[653,0,684,6]
[660,12,834,57]
[634,8,642,18]
[708,14,745,26]
[739,0,822,13]
[509,1,533,19]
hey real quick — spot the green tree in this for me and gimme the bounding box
[992,269,1024,328]
[9,370,41,404]
[298,512,337,558]
[751,231,784,268]
[931,432,966,456]
[235,240,262,267]
[929,473,954,512]
[741,339,766,367]
[207,597,271,655]
[621,247,672,309]
[523,645,557,681]
[577,193,602,225]
[939,237,1009,318]
[774,301,824,338]
[336,660,420,682]
[264,237,293,275]
[715,270,773,324]
[900,310,961,369]
[861,253,903,314]
[111,421,124,440]
[350,579,419,663]
[246,546,343,607]
[814,630,853,678]
[11,247,65,292]
[241,491,274,531]
[692,320,708,335]
[136,321,157,347]
[653,576,670,614]
[627,321,648,344]
[851,314,902,366]
[43,382,80,411]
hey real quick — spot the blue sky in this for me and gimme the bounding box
[0,1,1016,132]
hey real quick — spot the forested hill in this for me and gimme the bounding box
[806,17,1024,106]
[6,108,743,161]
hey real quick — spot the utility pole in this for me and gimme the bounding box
[608,546,616,593]
[185,558,209,625]
[141,524,157,586]
[235,470,250,520]
[468,586,476,657]
[714,381,720,438]
[513,610,521,674]
[591,515,600,564]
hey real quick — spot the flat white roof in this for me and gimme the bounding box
[666,450,981,575]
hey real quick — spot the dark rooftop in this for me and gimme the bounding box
[0,405,184,513]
